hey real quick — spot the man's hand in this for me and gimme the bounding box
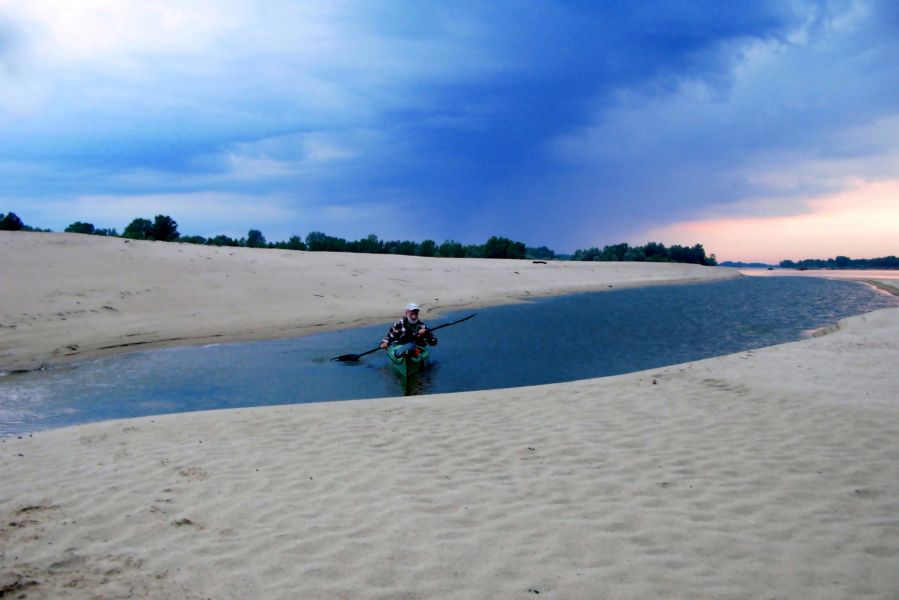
[417,326,428,337]
[379,341,388,349]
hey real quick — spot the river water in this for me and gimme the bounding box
[1,276,896,435]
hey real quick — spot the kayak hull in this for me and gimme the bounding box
[387,345,429,378]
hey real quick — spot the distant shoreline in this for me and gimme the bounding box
[860,279,899,297]
[739,267,899,296]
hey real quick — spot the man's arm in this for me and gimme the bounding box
[417,324,438,346]
[380,321,402,348]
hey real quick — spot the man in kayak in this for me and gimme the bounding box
[379,303,438,357]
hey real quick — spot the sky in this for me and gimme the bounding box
[1,0,897,263]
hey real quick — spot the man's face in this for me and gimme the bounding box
[406,309,420,323]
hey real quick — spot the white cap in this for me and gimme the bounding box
[405,303,420,311]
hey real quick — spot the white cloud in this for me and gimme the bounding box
[204,130,367,182]
[222,155,299,180]
[6,0,240,60]
[1,0,506,126]
[302,134,357,163]
[732,114,899,202]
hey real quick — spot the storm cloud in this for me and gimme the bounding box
[2,0,897,259]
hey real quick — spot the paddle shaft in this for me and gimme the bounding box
[350,346,383,360]
[332,313,475,362]
[425,313,476,333]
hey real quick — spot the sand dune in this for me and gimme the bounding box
[1,232,897,599]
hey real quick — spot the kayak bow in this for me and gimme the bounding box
[386,345,429,378]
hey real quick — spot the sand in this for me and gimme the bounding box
[739,267,899,296]
[2,233,898,599]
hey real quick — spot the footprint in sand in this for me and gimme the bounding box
[177,466,209,481]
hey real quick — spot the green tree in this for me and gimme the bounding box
[643,241,669,261]
[573,247,601,261]
[209,234,239,247]
[353,234,383,254]
[65,221,96,235]
[0,212,25,231]
[418,239,437,257]
[601,243,630,261]
[438,240,464,257]
[484,236,526,259]
[527,246,556,260]
[123,218,153,240]
[245,229,266,248]
[463,244,485,258]
[669,243,713,265]
[179,235,208,245]
[305,231,347,252]
[149,215,179,242]
[623,247,646,261]
[384,240,418,255]
[150,215,178,242]
[668,245,690,263]
[271,235,306,250]
[284,235,306,250]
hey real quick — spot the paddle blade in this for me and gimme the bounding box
[331,353,361,362]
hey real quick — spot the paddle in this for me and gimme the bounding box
[331,313,476,362]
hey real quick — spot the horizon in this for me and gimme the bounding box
[2,1,898,263]
[7,219,897,266]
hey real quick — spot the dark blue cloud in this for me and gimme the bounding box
[2,1,898,251]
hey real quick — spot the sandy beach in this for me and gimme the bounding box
[2,233,898,599]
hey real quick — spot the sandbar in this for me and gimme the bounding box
[1,233,898,598]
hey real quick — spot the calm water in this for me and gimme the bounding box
[1,277,896,435]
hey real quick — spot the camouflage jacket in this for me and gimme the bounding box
[381,316,438,347]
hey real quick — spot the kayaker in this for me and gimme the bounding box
[379,303,438,357]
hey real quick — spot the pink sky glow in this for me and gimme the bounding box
[639,179,899,264]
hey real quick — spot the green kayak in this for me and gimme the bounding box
[386,345,429,378]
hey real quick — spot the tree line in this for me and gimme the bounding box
[572,241,716,266]
[2,210,716,265]
[0,212,50,232]
[780,256,899,269]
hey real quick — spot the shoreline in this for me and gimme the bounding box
[6,272,740,376]
[0,274,738,379]
[4,275,897,437]
[0,231,738,373]
[6,302,899,436]
[739,267,899,293]
[859,279,899,297]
